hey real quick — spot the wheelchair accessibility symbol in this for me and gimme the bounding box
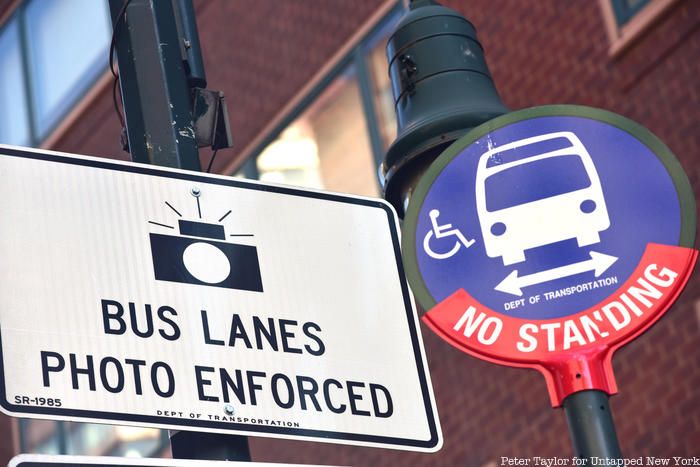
[423,209,475,260]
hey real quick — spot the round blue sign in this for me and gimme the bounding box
[405,107,692,321]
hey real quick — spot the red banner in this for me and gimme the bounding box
[422,243,697,406]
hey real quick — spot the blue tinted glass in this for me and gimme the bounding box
[25,0,110,138]
[611,0,651,26]
[485,155,592,211]
[0,19,30,146]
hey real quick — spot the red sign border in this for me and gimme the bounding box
[422,244,697,405]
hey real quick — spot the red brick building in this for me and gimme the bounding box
[0,0,698,465]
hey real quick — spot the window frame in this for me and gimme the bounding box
[0,13,32,146]
[599,0,681,57]
[225,0,403,180]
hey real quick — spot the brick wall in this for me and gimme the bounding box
[3,0,697,465]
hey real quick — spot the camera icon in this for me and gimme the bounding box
[149,219,263,292]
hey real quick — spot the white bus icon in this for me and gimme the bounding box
[475,131,610,265]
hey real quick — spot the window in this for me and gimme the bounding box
[248,3,403,198]
[0,18,30,146]
[19,420,168,458]
[599,0,681,56]
[0,0,111,146]
[24,0,112,138]
[18,419,62,454]
[257,66,379,197]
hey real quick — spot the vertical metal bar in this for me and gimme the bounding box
[564,390,623,461]
[354,47,386,181]
[109,0,200,170]
[56,421,68,454]
[109,0,250,460]
[159,429,170,446]
[16,5,39,145]
[17,419,27,453]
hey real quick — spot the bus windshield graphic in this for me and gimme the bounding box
[485,155,592,211]
[475,131,610,265]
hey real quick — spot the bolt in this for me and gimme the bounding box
[183,39,191,49]
[191,186,201,197]
[224,404,235,416]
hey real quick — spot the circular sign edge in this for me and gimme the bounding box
[402,104,697,313]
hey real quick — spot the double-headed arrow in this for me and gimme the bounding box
[495,251,618,297]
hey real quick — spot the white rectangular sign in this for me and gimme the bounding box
[9,454,342,467]
[0,145,441,451]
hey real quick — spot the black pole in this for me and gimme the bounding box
[169,431,251,461]
[109,0,199,169]
[563,390,623,462]
[109,0,250,460]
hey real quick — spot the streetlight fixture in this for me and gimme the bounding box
[381,0,508,217]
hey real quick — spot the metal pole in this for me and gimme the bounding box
[109,0,199,169]
[109,0,251,460]
[563,390,623,462]
[169,431,251,461]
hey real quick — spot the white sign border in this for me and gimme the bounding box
[0,145,442,452]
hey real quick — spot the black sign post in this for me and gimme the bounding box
[108,0,249,461]
[564,391,622,460]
